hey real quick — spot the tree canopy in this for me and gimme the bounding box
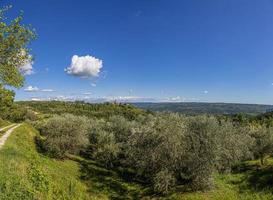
[0,6,35,88]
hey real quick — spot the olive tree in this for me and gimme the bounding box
[216,120,254,171]
[252,126,273,165]
[40,114,89,158]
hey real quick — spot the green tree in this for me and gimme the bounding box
[0,86,14,118]
[0,6,35,88]
[0,6,35,120]
[252,126,273,165]
[40,114,89,159]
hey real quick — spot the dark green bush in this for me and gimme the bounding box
[40,114,89,158]
[86,114,255,194]
[37,111,257,194]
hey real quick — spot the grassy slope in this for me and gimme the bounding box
[71,157,273,200]
[0,123,103,200]
[0,123,273,199]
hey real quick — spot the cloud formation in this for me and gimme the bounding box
[24,86,39,92]
[20,60,34,75]
[168,96,183,102]
[24,86,54,92]
[41,89,55,92]
[65,55,102,78]
[83,92,92,95]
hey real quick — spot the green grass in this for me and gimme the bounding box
[0,119,10,129]
[70,156,148,200]
[70,156,273,200]
[0,123,94,200]
[0,123,273,199]
[170,160,273,200]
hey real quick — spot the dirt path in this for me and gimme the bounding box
[0,124,16,132]
[0,124,21,149]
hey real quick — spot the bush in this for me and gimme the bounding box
[251,126,273,165]
[84,113,258,194]
[24,109,38,121]
[125,115,224,192]
[38,112,258,194]
[39,114,89,158]
[89,124,121,167]
[153,169,176,195]
[215,121,254,172]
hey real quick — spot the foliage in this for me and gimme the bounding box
[153,169,176,195]
[84,113,255,194]
[0,6,35,123]
[0,124,91,200]
[19,101,150,120]
[0,86,14,119]
[216,121,254,172]
[39,114,89,158]
[23,101,273,195]
[0,6,35,88]
[251,126,273,165]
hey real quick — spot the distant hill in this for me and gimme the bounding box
[132,102,273,115]
[18,101,149,120]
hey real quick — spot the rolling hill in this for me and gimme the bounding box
[132,102,273,115]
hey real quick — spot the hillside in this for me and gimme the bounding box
[1,123,273,199]
[133,102,273,115]
[18,101,149,120]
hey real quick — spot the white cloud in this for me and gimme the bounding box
[104,96,157,102]
[20,60,34,75]
[24,86,54,92]
[203,90,209,94]
[83,92,92,95]
[24,86,39,92]
[65,55,102,78]
[166,96,186,102]
[41,89,55,92]
[31,98,43,101]
[91,83,97,87]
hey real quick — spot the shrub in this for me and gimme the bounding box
[88,115,138,167]
[126,115,221,192]
[153,169,176,195]
[38,112,259,194]
[89,126,121,167]
[40,114,89,158]
[252,126,273,165]
[182,116,220,190]
[24,109,38,121]
[215,121,254,172]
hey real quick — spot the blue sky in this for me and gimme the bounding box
[2,0,273,104]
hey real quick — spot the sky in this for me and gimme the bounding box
[2,0,273,104]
